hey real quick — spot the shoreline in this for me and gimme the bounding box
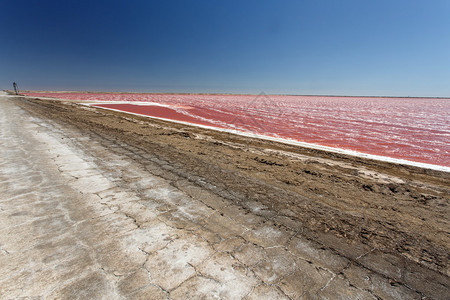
[84,101,450,173]
[19,91,450,173]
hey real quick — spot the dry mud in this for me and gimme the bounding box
[1,94,449,299]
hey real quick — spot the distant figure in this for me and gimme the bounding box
[13,82,19,95]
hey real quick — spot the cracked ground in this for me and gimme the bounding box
[0,93,449,299]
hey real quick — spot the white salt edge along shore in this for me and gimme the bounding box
[73,101,450,173]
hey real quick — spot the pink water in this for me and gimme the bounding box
[24,92,450,167]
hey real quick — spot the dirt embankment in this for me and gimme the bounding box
[17,96,449,295]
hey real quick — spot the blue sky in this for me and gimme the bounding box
[1,0,449,96]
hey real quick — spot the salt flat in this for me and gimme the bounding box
[0,93,448,299]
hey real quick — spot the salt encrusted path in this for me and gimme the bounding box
[0,94,445,299]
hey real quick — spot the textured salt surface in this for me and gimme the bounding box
[22,92,450,170]
[86,102,450,172]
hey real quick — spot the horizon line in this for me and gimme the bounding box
[12,89,450,100]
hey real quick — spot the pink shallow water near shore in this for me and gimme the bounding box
[24,92,450,167]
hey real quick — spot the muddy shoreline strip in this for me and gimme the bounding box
[12,95,450,298]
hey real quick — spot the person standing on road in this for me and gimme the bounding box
[13,82,19,95]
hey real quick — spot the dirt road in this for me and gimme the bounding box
[0,93,448,299]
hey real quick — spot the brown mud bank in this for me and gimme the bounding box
[17,96,449,298]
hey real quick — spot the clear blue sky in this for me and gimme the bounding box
[1,0,449,96]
